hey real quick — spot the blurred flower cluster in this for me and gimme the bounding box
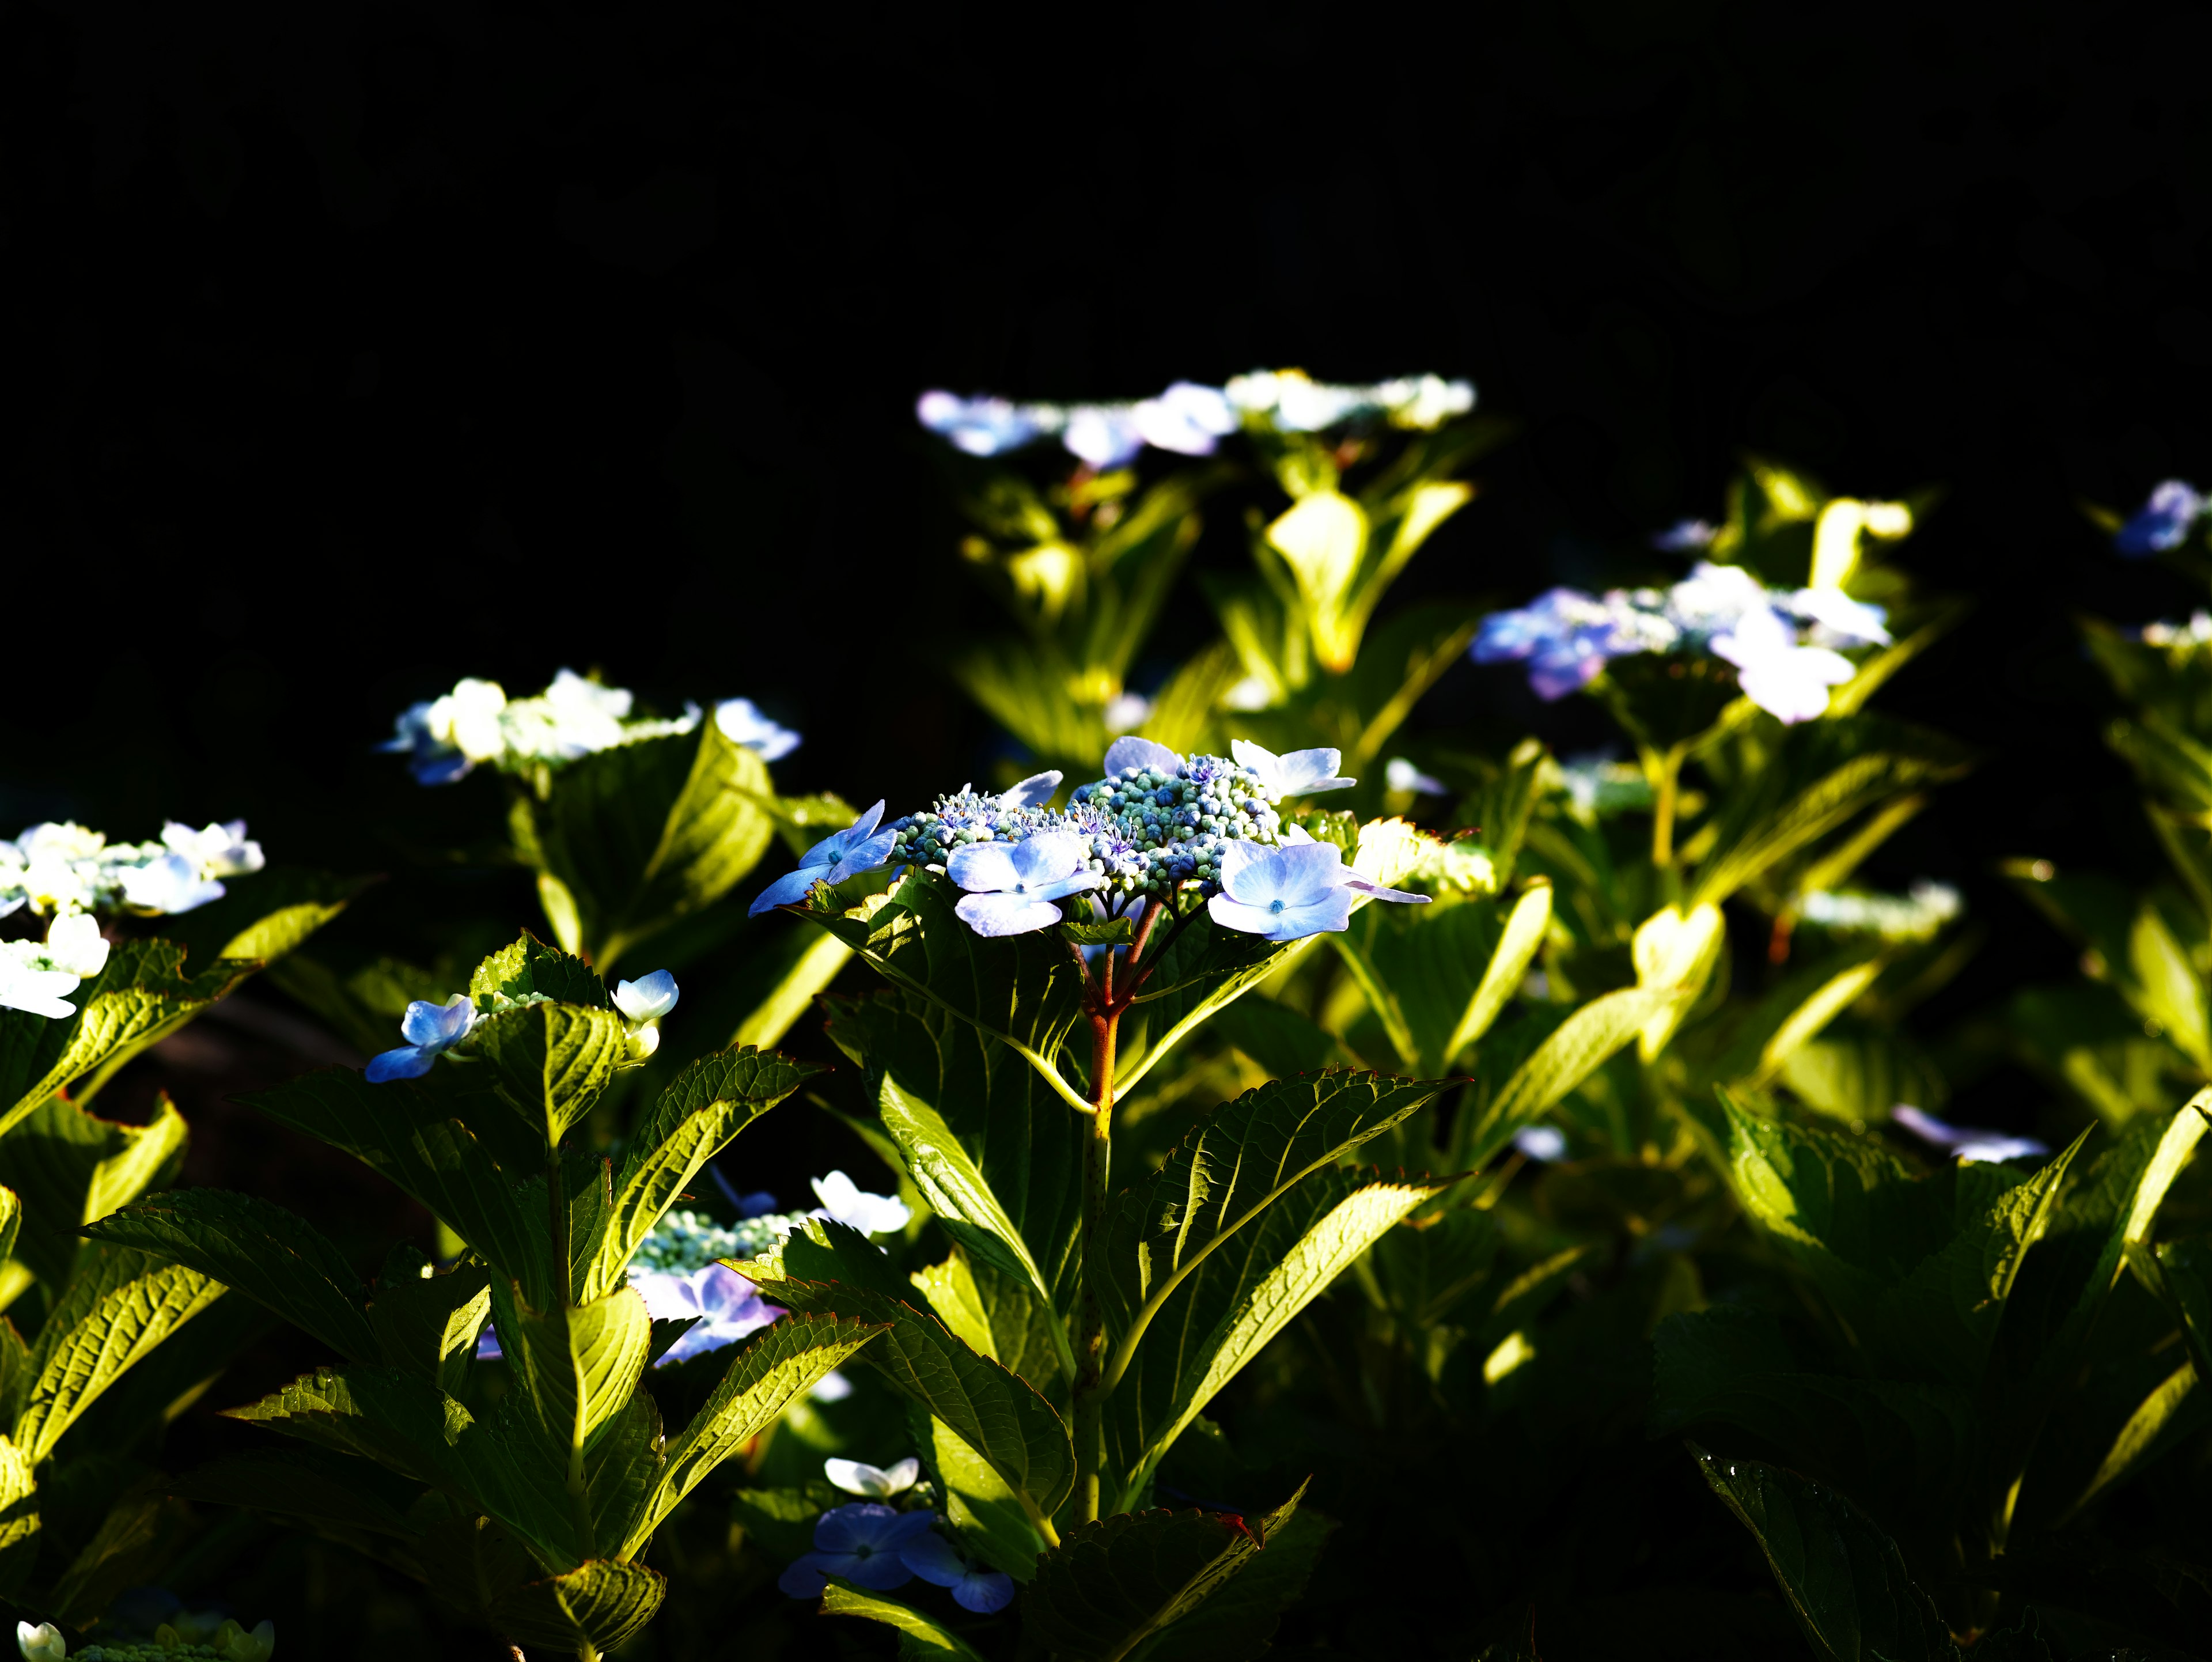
[1795,881,1963,941]
[2114,479,2206,555]
[382,669,799,785]
[0,819,262,920]
[915,368,1474,468]
[1473,561,1891,724]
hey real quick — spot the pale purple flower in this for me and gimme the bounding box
[779,1504,938,1597]
[826,1457,922,1498]
[1472,588,1649,700]
[749,801,896,916]
[901,1530,1017,1614]
[1663,562,1770,634]
[715,698,802,761]
[1063,407,1145,469]
[612,970,680,1021]
[1513,1125,1568,1163]
[631,1263,783,1365]
[810,1170,912,1236]
[947,831,1101,936]
[1891,1105,2048,1165]
[1132,382,1240,456]
[1207,839,1426,943]
[162,819,265,877]
[997,770,1063,809]
[2116,480,2205,556]
[1651,519,1718,551]
[1229,740,1353,797]
[916,392,1041,457]
[1710,604,1855,725]
[119,853,226,914]
[365,995,478,1083]
[1103,735,1181,778]
[1786,588,1891,649]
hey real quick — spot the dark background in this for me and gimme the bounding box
[4,0,2212,1645]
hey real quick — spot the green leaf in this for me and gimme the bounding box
[517,717,778,971]
[2147,1234,2212,1386]
[822,1581,988,1662]
[1102,1173,1438,1507]
[827,991,1084,1308]
[16,1250,226,1460]
[240,1069,552,1308]
[588,1044,816,1298]
[83,1188,377,1363]
[910,1248,1066,1398]
[1691,1444,1953,1662]
[1112,919,1318,1104]
[502,1286,652,1466]
[796,872,1092,1114]
[2059,1360,2205,1522]
[1021,1479,1310,1662]
[1206,997,1354,1079]
[1064,918,1135,947]
[0,941,251,1135]
[1461,987,1684,1169]
[1470,738,1547,888]
[747,1270,1074,1524]
[911,1406,1048,1577]
[0,1435,39,1578]
[470,933,612,1009]
[623,1311,882,1554]
[2127,902,2212,1068]
[366,1256,495,1392]
[47,1478,176,1626]
[1096,1071,1447,1358]
[169,1445,425,1540]
[488,1558,668,1651]
[468,1001,632,1151]
[1128,1508,1335,1662]
[0,1094,189,1290]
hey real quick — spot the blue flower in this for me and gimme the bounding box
[630,1263,782,1365]
[998,770,1063,809]
[1890,1106,2048,1165]
[1650,519,1718,551]
[1103,735,1182,778]
[2115,479,2205,556]
[714,698,802,761]
[118,853,226,915]
[1132,382,1239,456]
[612,970,680,1021]
[1230,739,1353,797]
[948,832,1102,937]
[365,995,478,1083]
[1206,839,1426,943]
[778,1504,939,1597]
[900,1530,1017,1614]
[749,801,896,917]
[1472,588,1652,701]
[1063,407,1145,468]
[915,392,1041,457]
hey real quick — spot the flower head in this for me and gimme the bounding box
[1207,839,1427,942]
[2115,479,2205,556]
[1650,519,1718,551]
[1710,604,1857,725]
[0,948,85,1022]
[811,1170,912,1236]
[826,1456,922,1498]
[162,819,265,877]
[778,1503,939,1597]
[1229,740,1353,797]
[948,831,1102,936]
[1785,588,1891,649]
[631,1263,782,1365]
[1385,758,1446,796]
[915,392,1041,456]
[119,851,226,914]
[901,1529,1018,1613]
[998,770,1064,809]
[613,970,680,1022]
[365,995,478,1083]
[43,913,110,980]
[1132,382,1239,456]
[1063,406,1145,468]
[1472,588,1658,699]
[1514,1125,1569,1163]
[715,698,802,760]
[17,1621,65,1662]
[1890,1105,2047,1165]
[749,801,896,916]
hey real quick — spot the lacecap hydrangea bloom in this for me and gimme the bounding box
[0,914,111,1021]
[382,668,799,785]
[1472,561,1889,725]
[0,819,262,922]
[916,368,1474,467]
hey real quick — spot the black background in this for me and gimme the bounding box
[6,0,2212,1647]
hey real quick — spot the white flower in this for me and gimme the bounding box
[1786,588,1891,649]
[15,823,106,863]
[1377,373,1475,429]
[825,1456,922,1498]
[613,970,680,1022]
[162,819,265,877]
[1710,604,1855,725]
[1385,758,1446,796]
[0,947,79,1020]
[1104,692,1153,733]
[1229,739,1354,797]
[810,1171,911,1236]
[43,913,108,979]
[1664,562,1770,634]
[714,698,802,760]
[1131,381,1239,455]
[426,677,509,762]
[119,852,226,914]
[996,771,1063,811]
[17,1620,65,1661]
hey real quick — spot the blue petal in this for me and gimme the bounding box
[955,891,1067,937]
[749,863,834,917]
[365,1045,435,1083]
[954,1570,1016,1614]
[827,828,897,885]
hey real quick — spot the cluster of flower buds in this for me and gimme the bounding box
[0,820,263,921]
[18,1617,274,1662]
[381,669,800,786]
[363,969,679,1083]
[1473,561,1891,725]
[915,368,1475,469]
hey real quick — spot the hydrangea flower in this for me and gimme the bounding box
[778,1504,940,1597]
[811,1171,912,1236]
[2115,479,2205,556]
[0,947,84,1021]
[1229,740,1354,797]
[630,1263,782,1365]
[0,820,264,921]
[1385,758,1447,796]
[1063,406,1145,468]
[715,698,802,760]
[161,820,266,877]
[382,670,748,785]
[827,1457,922,1497]
[17,1623,65,1662]
[1475,562,1887,725]
[2141,611,2212,649]
[915,392,1042,456]
[613,970,680,1022]
[901,1530,1018,1613]
[948,832,1103,936]
[1132,381,1239,455]
[1513,1125,1569,1163]
[1890,1106,2048,1165]
[1796,882,1961,941]
[1206,839,1427,942]
[119,853,226,914]
[1650,519,1718,551]
[364,995,479,1083]
[748,802,897,916]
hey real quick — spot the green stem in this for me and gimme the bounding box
[1650,742,1687,870]
[1070,1002,1118,1524]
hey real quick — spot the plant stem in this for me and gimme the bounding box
[1650,743,1687,870]
[1070,993,1120,1524]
